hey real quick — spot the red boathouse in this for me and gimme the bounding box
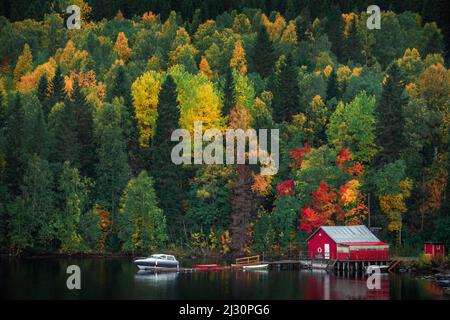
[424,242,445,257]
[307,225,389,262]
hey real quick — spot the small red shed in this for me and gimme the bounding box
[307,225,389,261]
[424,242,445,257]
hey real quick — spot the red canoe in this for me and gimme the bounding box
[193,264,222,271]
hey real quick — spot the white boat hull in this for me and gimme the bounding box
[136,265,179,271]
[243,264,269,271]
[311,262,328,269]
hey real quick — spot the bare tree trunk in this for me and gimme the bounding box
[230,164,255,253]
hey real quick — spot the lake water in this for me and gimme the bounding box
[0,258,448,300]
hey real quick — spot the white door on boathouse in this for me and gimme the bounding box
[324,243,330,259]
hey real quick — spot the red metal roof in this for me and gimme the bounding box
[339,242,389,246]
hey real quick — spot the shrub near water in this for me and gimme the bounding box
[418,254,449,270]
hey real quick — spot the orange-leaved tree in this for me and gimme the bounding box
[274,145,368,234]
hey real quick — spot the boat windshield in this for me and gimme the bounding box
[150,254,166,259]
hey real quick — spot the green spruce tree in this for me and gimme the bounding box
[326,69,340,101]
[21,94,49,162]
[326,5,345,61]
[375,63,407,165]
[344,18,363,64]
[253,24,276,78]
[70,81,95,176]
[284,0,297,21]
[151,75,185,240]
[109,66,143,175]
[52,101,80,168]
[9,155,55,254]
[108,64,132,106]
[222,66,235,117]
[50,66,64,107]
[272,54,300,123]
[37,74,50,116]
[94,100,130,225]
[4,93,25,195]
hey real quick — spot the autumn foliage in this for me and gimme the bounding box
[276,179,295,197]
[251,174,272,196]
[290,146,368,234]
[1,1,448,256]
[337,148,365,178]
[114,32,132,63]
[230,40,248,75]
[289,143,311,168]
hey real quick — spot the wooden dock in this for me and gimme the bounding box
[138,266,235,273]
[266,260,303,270]
[231,255,261,268]
[135,255,397,273]
[334,260,389,272]
[299,259,336,270]
[388,259,401,272]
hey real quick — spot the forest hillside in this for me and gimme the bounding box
[0,0,449,256]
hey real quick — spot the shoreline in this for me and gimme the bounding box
[396,259,450,294]
[2,252,449,273]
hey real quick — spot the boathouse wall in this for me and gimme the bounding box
[307,226,390,262]
[308,229,337,260]
[346,245,389,261]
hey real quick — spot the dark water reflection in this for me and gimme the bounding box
[0,258,448,300]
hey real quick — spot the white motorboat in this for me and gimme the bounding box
[133,254,179,270]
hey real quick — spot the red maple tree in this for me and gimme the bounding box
[297,206,327,234]
[337,147,365,178]
[289,143,311,168]
[294,147,368,234]
[276,179,295,197]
